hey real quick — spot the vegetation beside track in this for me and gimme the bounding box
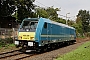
[0,38,14,48]
[56,41,90,60]
[0,38,19,53]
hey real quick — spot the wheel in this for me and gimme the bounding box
[43,47,48,52]
[20,46,27,52]
[51,44,55,50]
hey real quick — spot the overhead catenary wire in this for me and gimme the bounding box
[35,0,68,19]
[35,1,61,12]
[35,1,49,8]
[53,0,61,7]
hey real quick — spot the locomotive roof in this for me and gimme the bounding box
[39,18,75,30]
[51,20,75,30]
[23,17,75,30]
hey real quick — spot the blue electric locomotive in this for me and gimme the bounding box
[15,17,76,51]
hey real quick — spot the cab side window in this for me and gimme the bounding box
[44,22,47,29]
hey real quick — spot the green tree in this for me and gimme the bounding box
[1,0,16,17]
[71,16,83,37]
[46,6,59,21]
[1,0,35,23]
[56,18,66,24]
[67,20,75,26]
[77,10,90,33]
[35,6,60,22]
[35,7,49,18]
[16,0,35,23]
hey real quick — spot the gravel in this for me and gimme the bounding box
[23,41,88,60]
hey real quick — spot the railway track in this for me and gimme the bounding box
[0,49,36,60]
[0,42,77,60]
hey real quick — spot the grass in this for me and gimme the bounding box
[77,36,86,39]
[0,44,15,48]
[0,38,14,48]
[56,41,90,60]
[0,44,17,53]
[0,46,2,48]
[9,44,15,47]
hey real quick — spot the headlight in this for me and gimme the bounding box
[30,37,34,40]
[28,42,33,46]
[15,41,19,45]
[18,36,22,40]
[26,29,29,31]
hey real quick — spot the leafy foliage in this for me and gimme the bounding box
[87,32,90,37]
[35,7,66,24]
[1,0,90,38]
[35,7,49,18]
[72,23,83,37]
[0,38,13,47]
[77,10,90,33]
[72,16,83,37]
[0,0,66,24]
[16,0,35,22]
[0,0,35,23]
[67,20,75,26]
[46,7,59,21]
[1,0,16,17]
[55,18,66,24]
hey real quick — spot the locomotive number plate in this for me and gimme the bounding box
[23,35,30,39]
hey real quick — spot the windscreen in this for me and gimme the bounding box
[21,20,38,32]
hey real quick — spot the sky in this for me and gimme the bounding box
[34,0,90,20]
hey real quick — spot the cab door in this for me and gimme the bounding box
[47,23,52,41]
[40,22,52,46]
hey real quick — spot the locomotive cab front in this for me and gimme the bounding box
[15,18,39,50]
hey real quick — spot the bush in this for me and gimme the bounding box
[0,39,5,47]
[0,38,13,47]
[5,38,13,44]
[87,32,90,37]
